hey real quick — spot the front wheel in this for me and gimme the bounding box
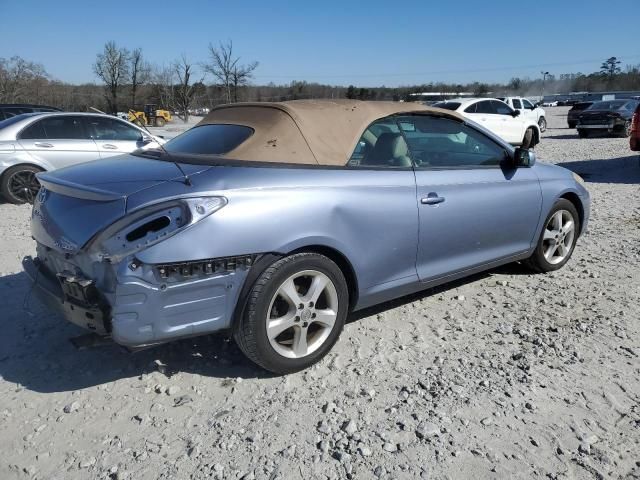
[524,199,580,273]
[521,127,535,149]
[154,117,166,127]
[578,129,589,138]
[234,253,349,374]
[538,116,547,132]
[619,120,632,138]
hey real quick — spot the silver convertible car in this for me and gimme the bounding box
[23,100,590,374]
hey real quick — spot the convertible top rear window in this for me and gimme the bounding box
[164,124,254,155]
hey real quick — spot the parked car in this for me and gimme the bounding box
[576,99,639,138]
[23,100,590,374]
[497,97,547,132]
[630,102,640,151]
[433,98,541,148]
[542,100,559,107]
[567,102,593,129]
[0,112,165,204]
[0,103,61,121]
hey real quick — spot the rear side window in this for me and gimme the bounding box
[474,101,496,114]
[433,102,460,111]
[512,99,522,109]
[20,116,88,140]
[164,124,254,155]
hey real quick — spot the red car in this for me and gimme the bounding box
[631,102,640,151]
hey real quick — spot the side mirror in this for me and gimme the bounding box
[140,134,154,145]
[512,110,521,117]
[513,147,536,167]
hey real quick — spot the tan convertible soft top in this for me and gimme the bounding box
[198,99,462,166]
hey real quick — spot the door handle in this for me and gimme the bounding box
[103,144,118,150]
[34,142,53,148]
[421,194,445,205]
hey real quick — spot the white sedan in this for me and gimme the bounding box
[0,112,165,203]
[433,98,540,148]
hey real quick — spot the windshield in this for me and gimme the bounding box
[433,102,461,111]
[163,124,254,155]
[586,100,626,110]
[0,113,40,129]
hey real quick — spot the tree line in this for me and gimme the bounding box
[1,49,639,123]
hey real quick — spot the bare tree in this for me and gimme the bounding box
[173,55,204,123]
[151,64,175,111]
[0,56,49,103]
[204,40,258,103]
[129,48,151,108]
[93,41,129,113]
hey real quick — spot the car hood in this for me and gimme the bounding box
[32,155,212,253]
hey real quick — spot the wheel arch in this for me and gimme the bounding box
[559,191,584,233]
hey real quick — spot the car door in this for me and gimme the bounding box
[464,100,505,139]
[398,114,542,282]
[491,100,524,144]
[18,115,99,169]
[85,116,146,158]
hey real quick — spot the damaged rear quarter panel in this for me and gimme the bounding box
[132,166,420,293]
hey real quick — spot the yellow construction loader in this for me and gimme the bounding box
[128,104,172,127]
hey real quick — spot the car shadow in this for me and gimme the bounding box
[0,261,538,393]
[558,155,640,184]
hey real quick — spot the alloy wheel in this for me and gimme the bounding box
[266,270,339,359]
[542,209,575,265]
[8,170,40,203]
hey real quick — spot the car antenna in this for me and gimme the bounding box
[127,108,191,186]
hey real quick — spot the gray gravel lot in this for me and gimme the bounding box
[0,107,638,479]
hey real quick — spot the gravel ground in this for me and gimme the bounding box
[0,107,638,480]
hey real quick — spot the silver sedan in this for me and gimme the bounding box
[0,112,164,203]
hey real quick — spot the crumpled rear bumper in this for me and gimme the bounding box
[23,252,251,347]
[23,256,110,335]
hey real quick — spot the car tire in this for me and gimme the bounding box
[521,127,535,149]
[234,253,349,374]
[0,164,43,204]
[538,116,547,132]
[578,129,589,138]
[154,117,166,127]
[568,121,576,129]
[619,120,632,138]
[524,198,580,273]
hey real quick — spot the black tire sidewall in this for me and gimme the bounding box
[530,199,580,272]
[522,128,534,148]
[1,165,42,204]
[241,254,348,373]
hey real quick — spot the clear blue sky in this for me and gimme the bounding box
[2,0,639,87]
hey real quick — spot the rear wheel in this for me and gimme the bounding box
[521,127,534,149]
[154,117,166,127]
[538,116,547,132]
[234,253,349,374]
[578,129,589,138]
[619,120,632,138]
[1,164,43,204]
[568,121,576,129]
[524,199,580,273]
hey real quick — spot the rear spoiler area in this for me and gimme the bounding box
[37,172,125,202]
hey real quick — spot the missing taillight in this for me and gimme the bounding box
[125,216,171,242]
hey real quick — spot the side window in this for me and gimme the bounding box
[19,119,47,139]
[522,99,534,109]
[492,100,514,115]
[395,115,506,169]
[87,117,142,141]
[474,101,496,114]
[464,102,478,113]
[512,99,522,109]
[20,116,88,140]
[347,119,411,168]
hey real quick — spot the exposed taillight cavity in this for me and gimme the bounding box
[125,216,171,242]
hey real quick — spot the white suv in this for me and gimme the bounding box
[434,98,540,148]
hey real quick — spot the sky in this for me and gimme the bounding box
[2,0,639,87]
